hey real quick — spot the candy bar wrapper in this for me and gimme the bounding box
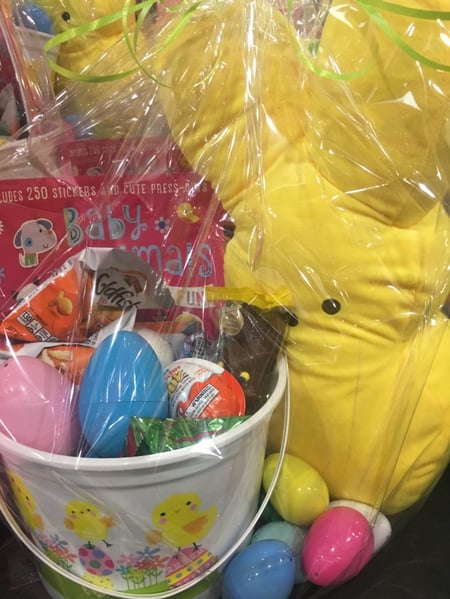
[0,247,174,344]
[124,415,249,456]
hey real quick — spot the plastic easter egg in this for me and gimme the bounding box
[164,358,246,418]
[329,500,392,554]
[135,328,174,368]
[263,453,329,526]
[302,506,374,586]
[222,540,296,599]
[252,521,307,583]
[17,3,54,35]
[78,331,168,457]
[0,356,77,454]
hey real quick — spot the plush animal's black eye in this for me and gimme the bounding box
[322,298,341,315]
[61,11,70,22]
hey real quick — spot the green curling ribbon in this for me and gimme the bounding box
[358,0,450,20]
[43,0,202,84]
[291,36,372,81]
[122,0,202,82]
[357,0,450,72]
[121,0,157,81]
[294,0,450,79]
[43,0,450,84]
[43,0,160,82]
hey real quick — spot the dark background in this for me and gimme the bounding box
[1,466,449,598]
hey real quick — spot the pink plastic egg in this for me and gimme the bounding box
[302,506,374,586]
[0,356,78,454]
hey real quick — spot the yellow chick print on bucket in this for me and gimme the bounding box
[64,499,115,546]
[147,492,217,551]
[7,470,44,532]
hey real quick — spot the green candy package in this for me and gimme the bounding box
[124,415,249,456]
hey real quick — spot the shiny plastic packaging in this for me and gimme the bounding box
[0,1,449,598]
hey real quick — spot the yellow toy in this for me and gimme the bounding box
[149,0,450,518]
[34,0,161,138]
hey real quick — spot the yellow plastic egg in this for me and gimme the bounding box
[263,453,329,526]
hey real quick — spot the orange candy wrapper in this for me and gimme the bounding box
[0,247,175,345]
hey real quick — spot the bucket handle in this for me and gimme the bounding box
[0,355,290,598]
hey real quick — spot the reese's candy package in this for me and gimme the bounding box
[0,247,175,343]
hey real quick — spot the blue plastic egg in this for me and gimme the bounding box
[252,521,307,583]
[222,539,296,599]
[17,3,54,35]
[78,331,168,457]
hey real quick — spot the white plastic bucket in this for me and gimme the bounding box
[0,358,288,599]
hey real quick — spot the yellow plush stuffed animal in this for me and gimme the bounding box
[34,0,161,138]
[149,0,450,517]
